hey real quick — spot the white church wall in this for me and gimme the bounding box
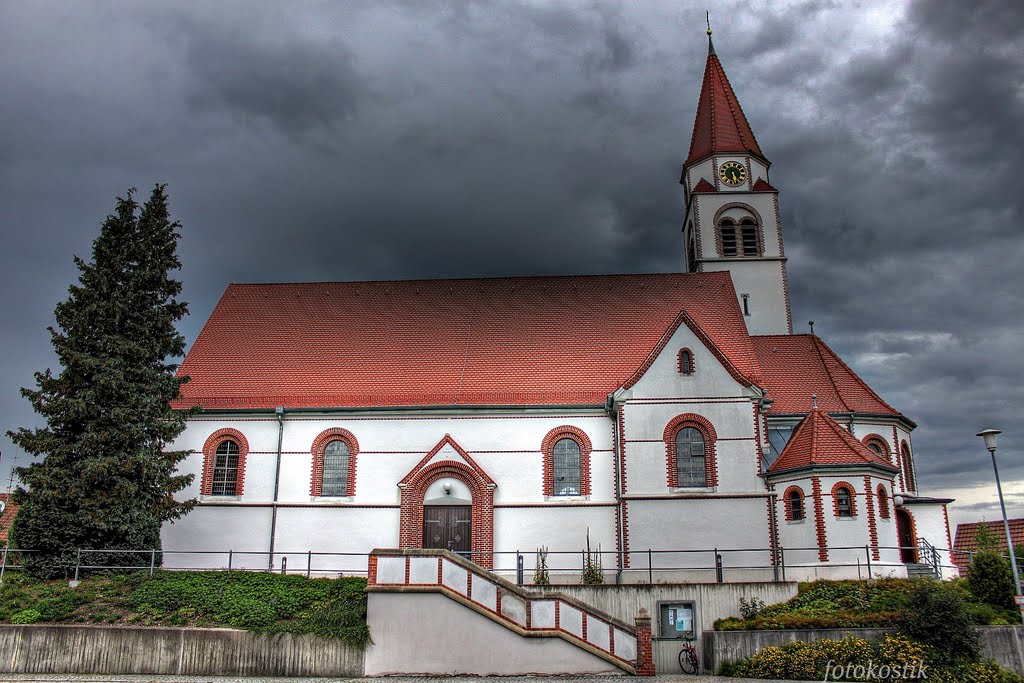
[702,260,788,336]
[625,496,771,579]
[492,506,617,575]
[161,505,273,569]
[905,503,956,578]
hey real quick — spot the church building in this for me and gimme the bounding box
[163,35,955,581]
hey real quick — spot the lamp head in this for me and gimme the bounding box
[893,495,904,507]
[977,429,1002,453]
[442,481,453,495]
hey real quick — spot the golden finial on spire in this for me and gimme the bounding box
[706,11,712,37]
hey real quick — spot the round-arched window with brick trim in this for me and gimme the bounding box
[678,348,695,375]
[541,426,592,497]
[835,485,854,517]
[310,428,360,498]
[322,440,350,496]
[901,442,916,492]
[877,484,891,519]
[784,486,805,521]
[676,428,707,487]
[553,438,581,496]
[863,434,890,459]
[212,440,239,496]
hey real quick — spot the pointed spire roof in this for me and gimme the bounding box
[767,407,900,476]
[686,36,765,165]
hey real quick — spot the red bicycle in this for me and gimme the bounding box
[677,635,699,674]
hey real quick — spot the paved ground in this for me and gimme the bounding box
[0,676,790,683]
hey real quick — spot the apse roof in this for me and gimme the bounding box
[767,408,901,476]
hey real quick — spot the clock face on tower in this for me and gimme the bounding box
[718,161,747,187]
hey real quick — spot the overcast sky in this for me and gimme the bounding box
[1,0,1021,536]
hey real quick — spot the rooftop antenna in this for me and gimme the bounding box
[811,394,818,410]
[706,11,716,55]
[808,320,815,335]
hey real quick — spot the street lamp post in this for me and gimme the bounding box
[977,429,1024,622]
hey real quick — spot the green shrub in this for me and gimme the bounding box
[898,580,980,662]
[10,608,41,624]
[968,550,1015,610]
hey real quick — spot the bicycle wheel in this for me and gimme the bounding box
[678,647,697,674]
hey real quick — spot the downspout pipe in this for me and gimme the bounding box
[607,388,631,585]
[268,406,285,570]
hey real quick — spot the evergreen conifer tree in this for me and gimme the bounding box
[8,185,196,578]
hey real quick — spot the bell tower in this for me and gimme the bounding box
[681,28,792,335]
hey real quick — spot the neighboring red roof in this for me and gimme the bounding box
[175,272,763,410]
[752,178,777,192]
[751,335,901,416]
[953,519,1024,574]
[692,178,717,193]
[767,408,900,475]
[686,44,765,164]
[0,494,18,543]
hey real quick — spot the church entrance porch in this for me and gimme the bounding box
[896,508,918,563]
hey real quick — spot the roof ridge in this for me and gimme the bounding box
[810,336,853,413]
[224,271,723,288]
[813,336,901,415]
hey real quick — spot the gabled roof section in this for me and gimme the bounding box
[767,408,900,476]
[692,178,717,193]
[175,272,762,410]
[953,519,1024,573]
[686,43,765,165]
[751,335,901,417]
[752,178,777,192]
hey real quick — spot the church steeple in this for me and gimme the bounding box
[686,30,765,166]
[680,29,792,336]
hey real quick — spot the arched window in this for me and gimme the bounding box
[719,218,738,256]
[310,428,360,497]
[542,427,592,497]
[785,486,805,521]
[835,485,854,517]
[553,438,581,496]
[901,442,916,491]
[740,218,760,256]
[676,427,707,487]
[212,440,240,496]
[863,435,890,459]
[201,428,249,497]
[321,440,350,496]
[877,484,890,519]
[678,348,694,375]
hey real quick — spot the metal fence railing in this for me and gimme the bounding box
[0,541,1000,585]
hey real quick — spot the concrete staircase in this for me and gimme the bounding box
[364,548,643,675]
[905,562,938,579]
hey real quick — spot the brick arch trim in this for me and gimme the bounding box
[663,413,719,487]
[831,481,857,517]
[713,202,766,257]
[201,428,249,496]
[783,485,806,521]
[876,483,891,519]
[310,428,360,497]
[541,426,593,496]
[399,460,495,569]
[900,440,917,492]
[862,434,891,458]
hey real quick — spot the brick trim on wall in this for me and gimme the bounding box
[712,202,766,257]
[812,476,828,561]
[862,434,891,458]
[831,481,857,517]
[900,441,917,492]
[663,413,719,488]
[782,485,805,521]
[863,476,880,561]
[201,428,250,496]
[541,426,593,497]
[876,483,891,519]
[309,427,360,497]
[677,348,695,375]
[398,452,496,569]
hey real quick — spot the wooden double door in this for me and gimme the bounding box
[423,505,472,556]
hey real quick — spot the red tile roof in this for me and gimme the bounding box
[686,46,765,164]
[751,335,901,417]
[0,494,18,543]
[953,519,1024,573]
[692,178,717,193]
[752,178,777,192]
[767,408,900,475]
[175,272,763,410]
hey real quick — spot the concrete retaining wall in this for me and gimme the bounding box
[0,624,364,677]
[704,626,1024,676]
[537,581,799,674]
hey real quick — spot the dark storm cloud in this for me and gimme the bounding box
[1,0,1022,532]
